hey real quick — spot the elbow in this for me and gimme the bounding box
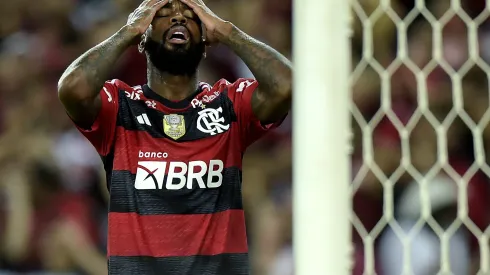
[277,74,292,103]
[57,71,79,101]
[278,64,292,98]
[280,61,293,98]
[266,77,292,121]
[57,70,92,105]
[283,80,292,101]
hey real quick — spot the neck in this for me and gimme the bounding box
[147,65,199,101]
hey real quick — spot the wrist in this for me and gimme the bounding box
[119,25,143,44]
[215,21,236,44]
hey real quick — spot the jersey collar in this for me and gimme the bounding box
[142,84,203,109]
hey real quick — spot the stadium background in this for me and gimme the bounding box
[0,0,489,274]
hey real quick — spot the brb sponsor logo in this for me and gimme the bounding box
[134,150,223,190]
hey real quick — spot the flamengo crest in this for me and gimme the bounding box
[196,107,230,135]
[163,114,186,140]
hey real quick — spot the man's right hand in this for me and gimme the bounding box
[58,0,168,129]
[126,0,169,38]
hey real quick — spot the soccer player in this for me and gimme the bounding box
[58,0,292,274]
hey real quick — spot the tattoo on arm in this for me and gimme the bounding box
[61,27,135,94]
[58,27,137,126]
[221,25,292,97]
[219,24,292,123]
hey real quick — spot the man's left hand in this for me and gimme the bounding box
[179,0,233,44]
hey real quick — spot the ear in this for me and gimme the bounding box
[201,23,210,46]
[138,34,147,54]
[203,38,211,47]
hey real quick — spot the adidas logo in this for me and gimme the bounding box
[136,113,152,126]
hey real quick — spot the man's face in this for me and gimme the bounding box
[145,1,204,76]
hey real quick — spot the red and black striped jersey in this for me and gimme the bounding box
[73,78,282,275]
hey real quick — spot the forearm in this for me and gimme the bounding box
[58,26,137,99]
[58,26,138,126]
[219,24,292,97]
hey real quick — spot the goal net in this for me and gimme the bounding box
[351,0,490,274]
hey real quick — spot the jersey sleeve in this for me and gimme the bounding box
[226,78,285,150]
[74,80,119,156]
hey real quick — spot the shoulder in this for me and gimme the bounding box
[200,78,258,106]
[104,79,147,100]
[104,79,146,94]
[208,78,258,94]
[195,79,259,112]
[105,79,132,88]
[193,79,257,108]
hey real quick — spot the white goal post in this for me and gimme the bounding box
[293,0,352,274]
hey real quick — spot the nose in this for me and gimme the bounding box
[171,14,187,25]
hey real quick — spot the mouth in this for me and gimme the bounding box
[166,26,190,45]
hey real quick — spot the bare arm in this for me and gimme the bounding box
[58,27,135,128]
[220,25,293,124]
[58,0,168,128]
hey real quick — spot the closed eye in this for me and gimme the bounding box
[183,10,197,19]
[156,9,172,17]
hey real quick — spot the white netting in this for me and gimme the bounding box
[350,0,490,274]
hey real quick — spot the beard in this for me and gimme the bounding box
[145,32,205,77]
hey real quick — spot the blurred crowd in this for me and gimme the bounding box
[352,0,490,274]
[1,0,490,274]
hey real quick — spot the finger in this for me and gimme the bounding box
[180,0,199,10]
[139,0,155,8]
[183,0,203,4]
